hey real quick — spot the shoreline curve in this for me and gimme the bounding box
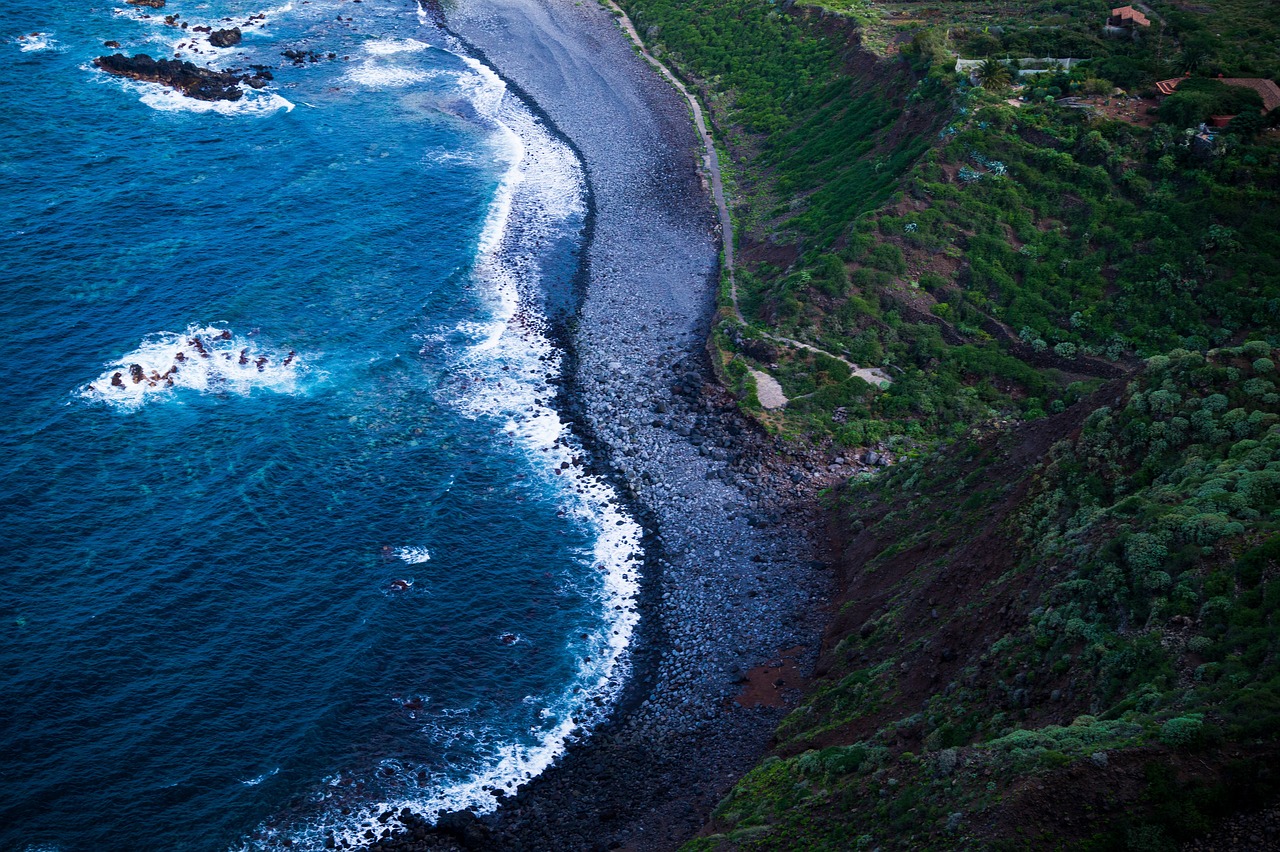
[377,1,836,848]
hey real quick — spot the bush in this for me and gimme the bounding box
[1160,715,1205,747]
[867,243,907,275]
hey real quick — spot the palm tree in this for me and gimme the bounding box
[977,57,1013,91]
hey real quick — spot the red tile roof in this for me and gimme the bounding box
[1110,6,1151,27]
[1220,78,1280,114]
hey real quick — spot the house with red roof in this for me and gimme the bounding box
[1109,6,1152,28]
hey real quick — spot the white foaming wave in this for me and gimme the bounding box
[108,1,293,69]
[387,31,641,829]
[242,767,281,786]
[364,37,430,56]
[80,324,313,409]
[344,64,428,89]
[394,546,432,564]
[232,41,637,852]
[16,33,59,52]
[139,84,295,115]
[429,149,479,166]
[345,39,439,90]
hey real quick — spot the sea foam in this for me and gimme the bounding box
[16,32,59,52]
[394,546,432,565]
[100,0,297,111]
[235,35,644,852]
[139,85,296,115]
[81,325,313,409]
[371,31,642,834]
[345,38,436,89]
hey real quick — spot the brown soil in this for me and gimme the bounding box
[734,646,808,708]
[1077,94,1162,127]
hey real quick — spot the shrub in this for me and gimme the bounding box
[1160,715,1205,747]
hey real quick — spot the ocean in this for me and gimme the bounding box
[0,2,642,849]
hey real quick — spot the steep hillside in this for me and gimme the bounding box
[691,344,1280,850]
[679,0,1280,450]
[603,0,1280,847]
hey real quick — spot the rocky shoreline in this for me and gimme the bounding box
[367,1,888,849]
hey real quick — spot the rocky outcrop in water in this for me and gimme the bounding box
[208,27,242,48]
[126,0,165,7]
[93,53,271,101]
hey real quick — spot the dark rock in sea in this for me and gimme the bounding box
[126,0,165,7]
[208,27,241,48]
[93,53,244,101]
[104,40,120,48]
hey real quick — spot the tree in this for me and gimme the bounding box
[1227,109,1265,139]
[977,58,1013,92]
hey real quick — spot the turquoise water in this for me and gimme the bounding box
[0,3,641,850]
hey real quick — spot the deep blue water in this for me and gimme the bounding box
[0,3,641,850]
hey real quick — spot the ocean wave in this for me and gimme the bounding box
[364,37,430,56]
[394,546,432,564]
[391,29,642,827]
[80,324,314,409]
[16,32,60,52]
[344,38,437,89]
[241,768,281,787]
[233,35,642,852]
[344,64,429,89]
[139,85,295,115]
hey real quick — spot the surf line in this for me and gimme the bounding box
[237,17,650,851]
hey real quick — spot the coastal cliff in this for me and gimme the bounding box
[636,0,1280,847]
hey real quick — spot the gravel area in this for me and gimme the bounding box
[367,0,844,849]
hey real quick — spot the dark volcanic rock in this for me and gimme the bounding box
[93,53,243,101]
[208,27,242,48]
[126,0,165,7]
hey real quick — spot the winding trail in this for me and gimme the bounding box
[602,0,735,296]
[603,0,891,390]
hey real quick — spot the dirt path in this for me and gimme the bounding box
[749,368,787,409]
[603,0,736,302]
[603,0,890,392]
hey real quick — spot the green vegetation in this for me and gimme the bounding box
[710,9,1277,449]
[692,347,1280,849]
[612,0,1280,846]
[618,0,936,248]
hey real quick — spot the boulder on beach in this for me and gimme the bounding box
[208,27,241,48]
